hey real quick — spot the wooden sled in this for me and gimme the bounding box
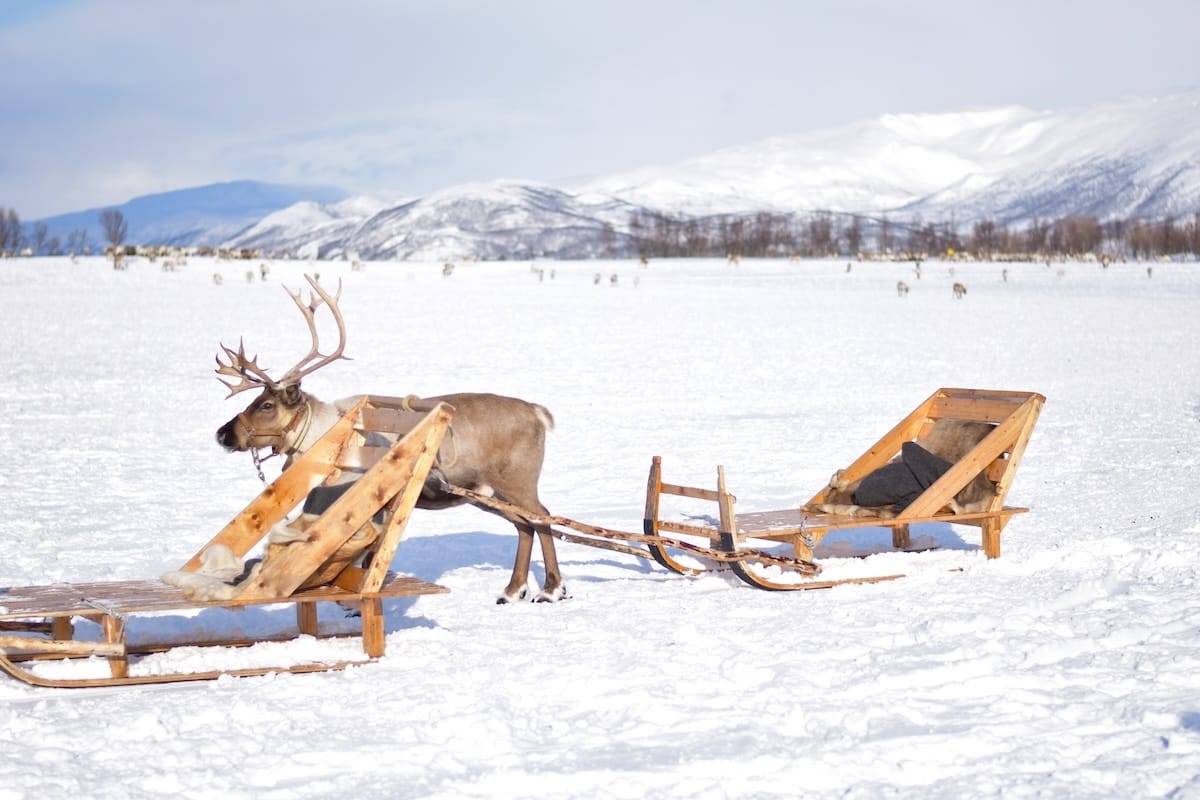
[644,388,1045,591]
[0,397,454,688]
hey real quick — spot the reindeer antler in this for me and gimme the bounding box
[214,339,276,398]
[214,274,351,398]
[276,275,351,385]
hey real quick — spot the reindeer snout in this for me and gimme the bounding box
[215,419,245,451]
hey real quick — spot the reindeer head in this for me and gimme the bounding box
[214,274,349,455]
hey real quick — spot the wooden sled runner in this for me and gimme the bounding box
[644,388,1045,591]
[0,397,454,688]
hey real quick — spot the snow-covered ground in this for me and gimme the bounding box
[1,255,1198,799]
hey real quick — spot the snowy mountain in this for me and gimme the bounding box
[222,195,396,260]
[32,180,348,251]
[581,91,1200,224]
[30,91,1200,259]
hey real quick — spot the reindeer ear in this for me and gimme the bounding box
[281,384,303,406]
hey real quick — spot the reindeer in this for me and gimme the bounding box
[896,280,910,297]
[952,282,967,299]
[213,276,564,603]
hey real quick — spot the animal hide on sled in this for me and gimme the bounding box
[809,419,997,519]
[162,483,384,602]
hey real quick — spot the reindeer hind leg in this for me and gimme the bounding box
[497,521,535,604]
[532,518,567,603]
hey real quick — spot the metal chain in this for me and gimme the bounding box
[251,446,269,483]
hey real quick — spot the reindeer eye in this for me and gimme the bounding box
[260,401,274,412]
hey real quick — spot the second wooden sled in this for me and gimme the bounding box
[0,397,454,688]
[643,388,1045,591]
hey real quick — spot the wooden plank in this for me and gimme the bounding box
[655,520,722,538]
[102,615,128,678]
[806,391,937,505]
[903,403,1031,518]
[335,445,390,471]
[660,482,723,502]
[360,406,451,593]
[0,575,448,620]
[0,635,124,657]
[982,517,1003,559]
[364,395,450,414]
[361,598,385,658]
[357,406,431,436]
[238,405,451,600]
[179,398,369,572]
[930,395,1024,423]
[643,456,663,531]
[731,506,1027,540]
[296,602,318,636]
[939,387,1041,403]
[717,466,736,535]
[0,652,371,689]
[988,395,1044,510]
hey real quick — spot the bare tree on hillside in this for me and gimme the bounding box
[65,228,90,255]
[878,214,894,254]
[32,222,48,255]
[970,219,997,258]
[843,215,863,256]
[99,208,128,249]
[0,207,20,254]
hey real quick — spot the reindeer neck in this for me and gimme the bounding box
[286,393,340,455]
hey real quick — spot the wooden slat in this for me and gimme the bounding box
[179,398,369,572]
[361,598,385,658]
[335,445,390,471]
[929,395,1024,423]
[364,395,451,414]
[986,395,1044,514]
[237,404,451,600]
[356,406,430,436]
[806,391,938,505]
[660,482,723,502]
[644,456,663,528]
[655,520,721,538]
[0,652,372,689]
[903,400,1036,518]
[733,506,1028,540]
[0,635,124,657]
[359,406,452,593]
[0,575,448,621]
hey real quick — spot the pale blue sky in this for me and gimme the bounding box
[2,0,1197,218]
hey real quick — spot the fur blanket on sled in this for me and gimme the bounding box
[161,482,384,602]
[809,419,997,519]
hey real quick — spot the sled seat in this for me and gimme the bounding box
[0,573,448,687]
[0,396,455,688]
[644,388,1044,576]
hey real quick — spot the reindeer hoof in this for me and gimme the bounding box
[533,585,569,603]
[496,587,529,605]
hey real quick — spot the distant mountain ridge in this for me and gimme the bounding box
[30,90,1200,260]
[34,180,348,251]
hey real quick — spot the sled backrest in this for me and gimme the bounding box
[807,388,1045,514]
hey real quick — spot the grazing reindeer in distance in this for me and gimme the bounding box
[952,282,967,299]
[213,275,564,603]
[896,280,910,297]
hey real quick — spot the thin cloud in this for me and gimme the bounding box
[2,0,1197,218]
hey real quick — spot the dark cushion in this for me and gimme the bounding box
[302,481,387,524]
[852,441,954,508]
